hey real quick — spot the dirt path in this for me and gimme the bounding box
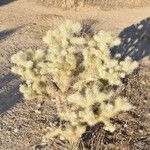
[0,0,149,150]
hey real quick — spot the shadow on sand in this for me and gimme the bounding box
[111,17,150,61]
[0,73,23,114]
[0,0,16,6]
[0,27,22,41]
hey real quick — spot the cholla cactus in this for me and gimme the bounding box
[11,49,49,99]
[11,20,138,143]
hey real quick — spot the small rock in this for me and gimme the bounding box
[35,110,41,114]
[14,128,18,133]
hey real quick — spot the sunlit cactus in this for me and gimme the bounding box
[11,20,138,143]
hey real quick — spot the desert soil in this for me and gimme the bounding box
[0,0,150,150]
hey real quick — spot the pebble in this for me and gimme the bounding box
[139,129,143,133]
[124,124,128,128]
[37,104,41,108]
[35,110,41,114]
[14,128,18,133]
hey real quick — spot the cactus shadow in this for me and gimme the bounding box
[0,26,22,41]
[111,17,150,61]
[0,73,23,114]
[0,0,16,6]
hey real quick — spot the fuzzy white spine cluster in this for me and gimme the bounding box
[11,49,49,99]
[11,20,138,143]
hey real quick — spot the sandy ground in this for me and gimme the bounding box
[0,0,150,150]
